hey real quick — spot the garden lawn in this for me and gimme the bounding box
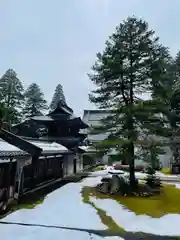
[82,184,180,218]
[118,184,180,217]
[92,165,105,172]
[161,168,171,175]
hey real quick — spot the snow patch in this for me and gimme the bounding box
[90,197,180,236]
[0,179,107,240]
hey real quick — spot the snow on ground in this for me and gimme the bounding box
[91,197,180,236]
[175,183,180,188]
[88,169,180,236]
[1,169,180,239]
[0,226,124,240]
[2,181,106,229]
[94,166,180,182]
[0,176,126,240]
[83,172,180,236]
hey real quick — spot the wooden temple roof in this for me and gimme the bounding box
[4,101,89,158]
[48,101,73,115]
[31,115,89,129]
[0,139,29,157]
[0,129,69,159]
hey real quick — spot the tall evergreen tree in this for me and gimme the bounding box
[174,51,180,79]
[151,49,180,164]
[49,84,67,110]
[89,17,168,186]
[0,69,24,124]
[22,83,47,118]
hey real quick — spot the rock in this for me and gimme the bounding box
[101,176,112,182]
[108,170,125,175]
[110,175,121,194]
[101,182,110,194]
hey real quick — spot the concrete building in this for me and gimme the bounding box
[82,109,173,168]
[82,110,110,164]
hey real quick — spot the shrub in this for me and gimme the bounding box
[92,165,105,171]
[146,175,161,188]
[161,168,171,175]
[145,166,162,189]
[144,166,156,175]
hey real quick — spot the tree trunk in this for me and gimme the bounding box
[129,140,136,186]
[129,50,136,187]
[127,111,136,186]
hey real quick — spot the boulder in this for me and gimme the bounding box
[110,175,121,194]
[101,182,110,194]
[108,170,125,175]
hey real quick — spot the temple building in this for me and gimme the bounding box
[0,96,88,212]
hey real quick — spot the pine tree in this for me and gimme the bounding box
[89,17,168,186]
[150,49,180,165]
[0,69,24,124]
[22,83,47,118]
[49,84,67,110]
[174,51,180,79]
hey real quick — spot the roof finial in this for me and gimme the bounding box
[49,84,67,111]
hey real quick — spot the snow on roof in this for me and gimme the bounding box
[0,159,16,163]
[78,146,88,152]
[78,146,96,152]
[0,139,28,157]
[0,139,68,158]
[29,141,68,152]
[0,139,22,152]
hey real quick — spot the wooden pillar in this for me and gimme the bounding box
[73,158,77,174]
[7,157,13,200]
[1,157,13,211]
[31,155,38,188]
[43,156,47,181]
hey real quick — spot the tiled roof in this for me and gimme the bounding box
[28,141,69,154]
[0,138,69,158]
[0,139,29,157]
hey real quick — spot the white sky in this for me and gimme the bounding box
[0,0,179,116]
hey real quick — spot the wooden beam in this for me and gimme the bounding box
[0,129,42,156]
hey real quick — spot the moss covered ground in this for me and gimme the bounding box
[82,183,180,224]
[91,165,105,172]
[161,168,171,175]
[82,186,124,232]
[11,197,44,211]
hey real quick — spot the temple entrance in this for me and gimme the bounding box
[73,159,77,174]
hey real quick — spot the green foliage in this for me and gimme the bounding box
[49,84,67,110]
[88,16,170,186]
[0,103,10,129]
[0,69,24,124]
[151,49,180,164]
[92,165,105,171]
[145,166,162,189]
[22,83,47,118]
[138,139,165,169]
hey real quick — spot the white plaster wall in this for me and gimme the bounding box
[63,154,85,176]
[159,146,173,168]
[63,156,69,177]
[79,154,84,171]
[76,154,83,172]
[67,155,74,175]
[102,155,109,165]
[63,155,74,176]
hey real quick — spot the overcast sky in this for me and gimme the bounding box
[0,0,180,116]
